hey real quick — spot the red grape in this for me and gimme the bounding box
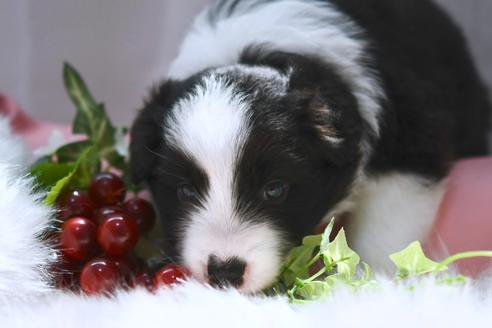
[57,190,94,221]
[80,258,119,295]
[60,217,98,261]
[97,213,139,256]
[153,264,189,289]
[93,206,126,225]
[89,172,126,206]
[131,272,154,292]
[124,198,156,232]
[105,256,133,285]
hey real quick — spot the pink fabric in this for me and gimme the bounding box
[0,94,72,150]
[427,158,492,276]
[1,94,491,276]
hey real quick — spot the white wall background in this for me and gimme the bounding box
[0,0,491,126]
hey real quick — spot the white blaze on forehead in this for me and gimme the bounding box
[165,75,284,292]
[166,75,251,189]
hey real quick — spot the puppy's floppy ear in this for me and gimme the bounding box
[241,48,364,166]
[286,56,363,166]
[130,80,183,184]
[292,84,363,167]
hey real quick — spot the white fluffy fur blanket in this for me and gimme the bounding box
[1,116,492,327]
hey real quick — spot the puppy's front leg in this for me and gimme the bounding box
[344,173,446,273]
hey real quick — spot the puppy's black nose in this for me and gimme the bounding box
[207,255,246,288]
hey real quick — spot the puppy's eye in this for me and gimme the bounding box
[177,183,199,202]
[262,180,289,203]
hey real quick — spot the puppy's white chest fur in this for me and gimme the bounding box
[343,174,446,271]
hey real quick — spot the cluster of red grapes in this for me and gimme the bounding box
[51,172,189,295]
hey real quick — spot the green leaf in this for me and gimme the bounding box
[320,218,336,253]
[281,246,316,286]
[389,241,442,279]
[43,169,76,206]
[281,234,322,286]
[55,140,92,162]
[302,234,322,247]
[63,63,128,178]
[324,273,349,286]
[63,63,116,149]
[322,228,360,278]
[30,162,75,189]
[30,155,54,168]
[71,147,100,189]
[63,62,98,136]
[101,148,126,171]
[296,281,332,300]
[90,103,116,148]
[42,146,100,206]
[283,236,321,269]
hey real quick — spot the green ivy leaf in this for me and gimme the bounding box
[320,218,336,253]
[278,219,492,303]
[302,234,322,247]
[296,281,333,300]
[282,246,316,286]
[281,235,322,286]
[389,241,443,279]
[322,228,360,278]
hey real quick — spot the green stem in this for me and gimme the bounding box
[288,266,327,301]
[305,252,321,268]
[288,285,298,300]
[303,266,327,283]
[435,251,492,272]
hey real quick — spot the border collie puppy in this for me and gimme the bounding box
[130,0,490,292]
